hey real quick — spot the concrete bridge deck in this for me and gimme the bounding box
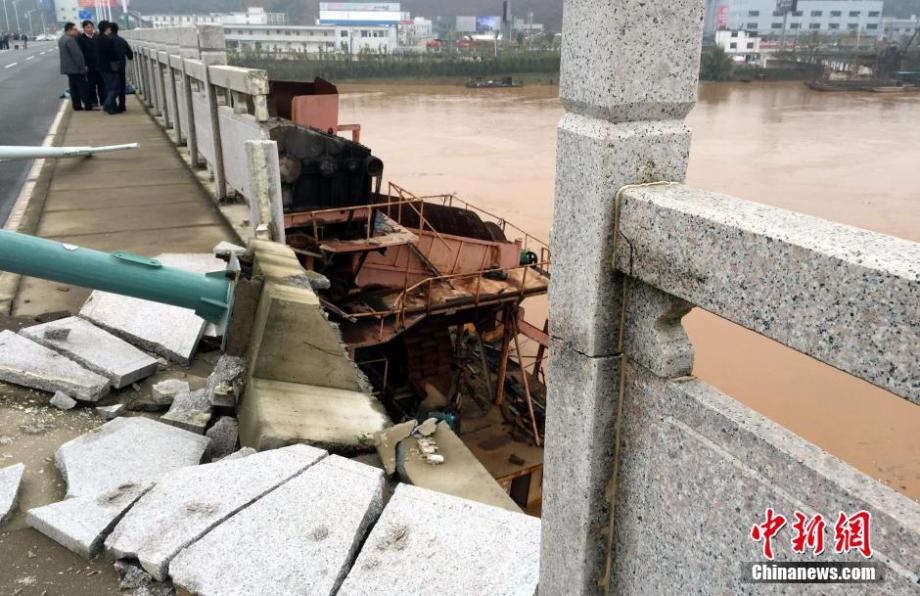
[11,96,235,318]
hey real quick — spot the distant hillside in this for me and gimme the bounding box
[130,0,564,31]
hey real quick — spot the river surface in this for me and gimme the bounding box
[339,81,920,501]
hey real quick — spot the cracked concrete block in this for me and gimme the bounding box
[397,422,520,513]
[50,391,77,410]
[77,253,225,365]
[106,443,327,581]
[26,482,149,558]
[212,241,248,260]
[219,447,256,461]
[549,118,692,357]
[161,389,213,434]
[115,559,154,590]
[56,417,210,499]
[339,484,540,596]
[21,317,159,389]
[0,463,25,526]
[97,404,126,419]
[206,355,246,408]
[151,379,189,407]
[239,378,390,452]
[79,290,206,366]
[205,417,238,460]
[171,456,383,596]
[0,330,110,401]
[540,346,620,596]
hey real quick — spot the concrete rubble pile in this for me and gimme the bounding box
[26,418,210,558]
[21,420,540,595]
[1,242,541,594]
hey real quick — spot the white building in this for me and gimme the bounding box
[715,29,761,59]
[398,17,434,45]
[147,8,287,29]
[225,24,398,55]
[882,15,919,41]
[706,0,884,37]
[54,0,81,24]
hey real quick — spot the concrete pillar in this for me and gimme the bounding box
[244,140,286,244]
[540,1,705,595]
[198,26,228,200]
[177,27,200,152]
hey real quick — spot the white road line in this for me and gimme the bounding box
[4,63,16,69]
[26,55,34,61]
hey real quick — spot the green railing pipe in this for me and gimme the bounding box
[0,230,233,327]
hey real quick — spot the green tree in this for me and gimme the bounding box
[700,46,735,81]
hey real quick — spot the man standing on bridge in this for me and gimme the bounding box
[58,22,88,112]
[78,20,103,110]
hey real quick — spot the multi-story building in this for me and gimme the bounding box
[224,24,398,55]
[706,1,884,37]
[715,28,762,56]
[146,8,287,29]
[882,15,919,41]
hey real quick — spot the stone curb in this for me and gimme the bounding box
[0,99,70,314]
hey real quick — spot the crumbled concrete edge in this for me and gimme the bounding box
[0,463,25,526]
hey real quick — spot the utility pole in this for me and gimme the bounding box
[12,0,20,32]
[2,0,9,32]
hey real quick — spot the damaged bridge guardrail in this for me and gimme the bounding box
[541,0,920,594]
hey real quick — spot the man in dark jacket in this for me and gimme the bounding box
[77,20,102,109]
[97,22,123,114]
[58,22,87,111]
[110,23,134,113]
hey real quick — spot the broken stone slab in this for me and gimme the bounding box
[219,447,256,461]
[26,482,149,558]
[238,378,391,452]
[205,417,238,461]
[20,316,159,389]
[373,420,415,476]
[50,391,77,410]
[397,422,520,513]
[79,289,206,366]
[149,379,189,409]
[56,417,210,499]
[106,443,328,581]
[170,456,384,596]
[115,559,154,590]
[206,355,246,408]
[0,463,25,526]
[338,484,541,596]
[76,253,226,365]
[213,241,248,260]
[97,404,126,420]
[0,330,110,402]
[161,388,213,434]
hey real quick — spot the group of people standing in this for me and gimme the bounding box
[59,20,133,115]
[0,32,28,50]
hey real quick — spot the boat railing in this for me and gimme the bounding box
[388,182,552,269]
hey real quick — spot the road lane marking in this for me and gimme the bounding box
[26,55,34,60]
[4,63,17,69]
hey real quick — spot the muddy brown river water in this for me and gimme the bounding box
[339,81,920,501]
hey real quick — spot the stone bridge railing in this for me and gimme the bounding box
[120,9,920,594]
[122,26,284,241]
[542,0,919,594]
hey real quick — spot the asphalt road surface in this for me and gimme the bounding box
[0,41,64,225]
